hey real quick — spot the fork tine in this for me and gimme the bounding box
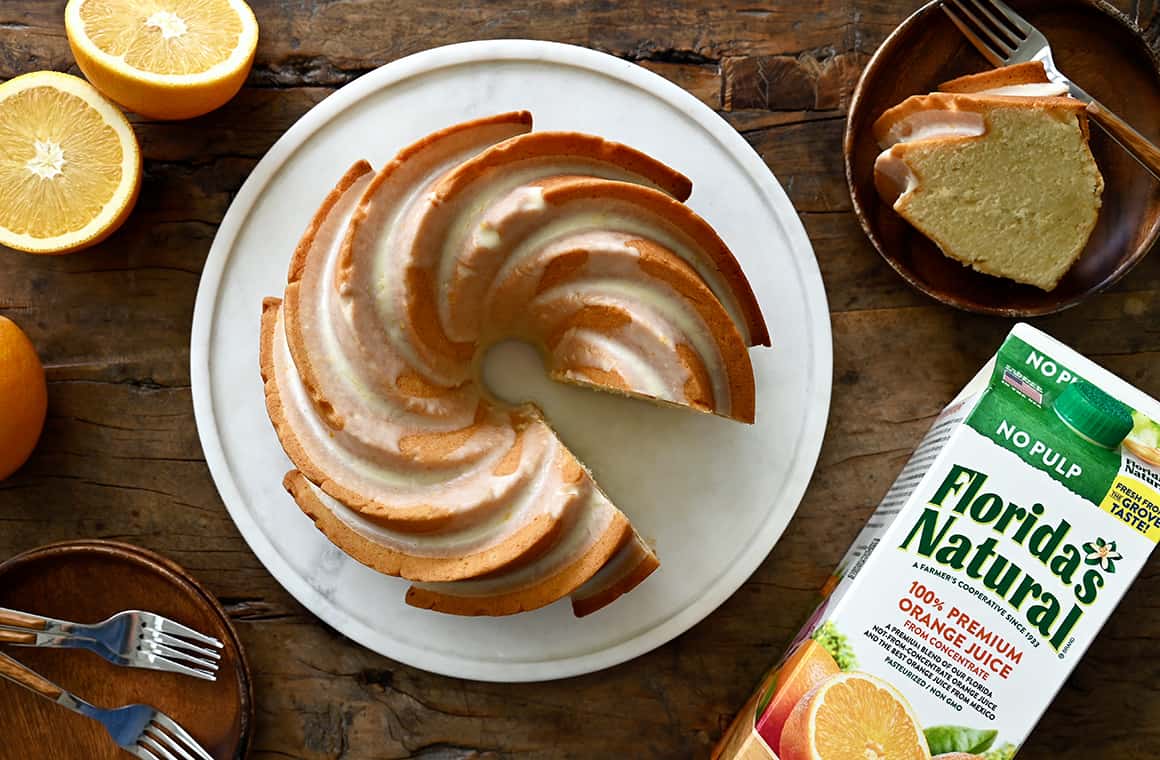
[142,614,223,649]
[146,654,219,682]
[941,3,1008,66]
[946,0,1015,54]
[964,0,1025,42]
[140,733,185,760]
[134,746,163,760]
[152,713,216,760]
[148,631,223,660]
[979,0,1034,35]
[147,642,220,672]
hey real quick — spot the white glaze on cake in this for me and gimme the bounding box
[260,112,767,616]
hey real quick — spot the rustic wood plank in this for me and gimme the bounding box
[723,52,868,111]
[1,0,1158,757]
[0,1,853,83]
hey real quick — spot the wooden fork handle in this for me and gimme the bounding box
[0,629,38,645]
[0,608,48,630]
[1086,101,1160,182]
[0,651,63,700]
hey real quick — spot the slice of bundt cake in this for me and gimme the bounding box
[872,62,1103,291]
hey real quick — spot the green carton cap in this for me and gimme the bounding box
[1054,381,1134,449]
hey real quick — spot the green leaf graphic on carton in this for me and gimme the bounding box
[755,669,780,717]
[981,743,1018,760]
[925,725,998,755]
[811,622,856,671]
[1082,537,1122,573]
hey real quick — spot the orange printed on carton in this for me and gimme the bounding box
[753,640,839,751]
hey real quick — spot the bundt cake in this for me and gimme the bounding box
[872,62,1103,291]
[260,111,768,617]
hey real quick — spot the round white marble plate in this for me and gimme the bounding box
[191,40,831,682]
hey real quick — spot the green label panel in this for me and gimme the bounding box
[966,335,1119,505]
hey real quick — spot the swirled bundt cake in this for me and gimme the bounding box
[260,111,768,616]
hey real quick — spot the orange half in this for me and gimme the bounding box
[780,672,929,760]
[65,0,259,120]
[0,72,141,254]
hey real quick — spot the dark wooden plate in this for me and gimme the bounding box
[0,541,252,760]
[845,0,1160,316]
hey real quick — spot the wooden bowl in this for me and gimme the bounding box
[0,541,252,760]
[845,0,1160,316]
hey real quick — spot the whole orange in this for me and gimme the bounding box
[0,316,47,479]
[755,640,841,751]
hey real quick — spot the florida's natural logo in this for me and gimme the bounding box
[900,464,1115,651]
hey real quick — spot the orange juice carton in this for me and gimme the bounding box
[714,324,1160,760]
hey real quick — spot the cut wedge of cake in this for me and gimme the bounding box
[872,62,1103,291]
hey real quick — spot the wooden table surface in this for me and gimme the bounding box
[2,1,1159,758]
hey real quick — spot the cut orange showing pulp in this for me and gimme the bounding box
[0,71,141,254]
[65,0,259,120]
[779,672,930,760]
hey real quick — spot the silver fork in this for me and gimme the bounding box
[0,607,222,682]
[942,0,1160,180]
[0,650,214,760]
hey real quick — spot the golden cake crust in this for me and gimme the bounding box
[940,61,1050,93]
[332,111,536,303]
[282,160,374,430]
[409,130,768,348]
[263,298,597,582]
[872,91,1088,147]
[503,176,758,421]
[283,469,569,583]
[432,129,696,202]
[572,555,659,617]
[570,532,660,617]
[539,175,770,354]
[404,511,633,617]
[263,297,476,531]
